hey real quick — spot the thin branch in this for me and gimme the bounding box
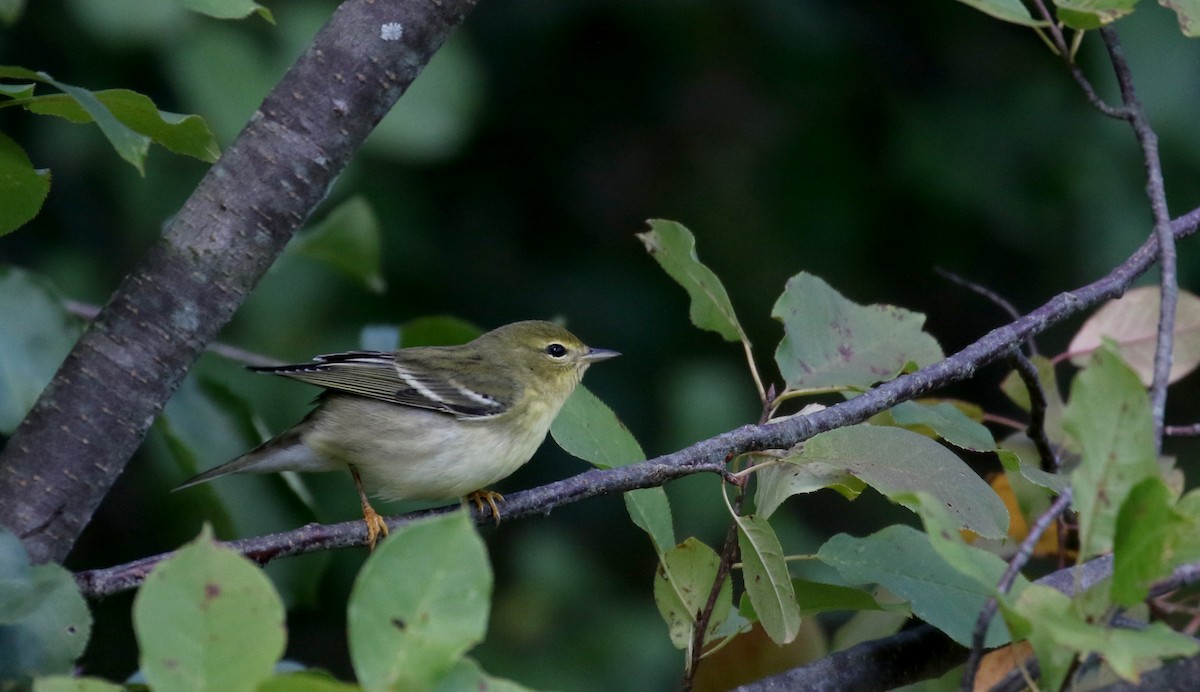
[1100,27,1177,454]
[934,268,1023,323]
[74,207,1200,598]
[682,487,744,690]
[1005,352,1059,473]
[1165,423,1200,437]
[960,488,1074,691]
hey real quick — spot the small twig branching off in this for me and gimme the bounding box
[959,488,1074,691]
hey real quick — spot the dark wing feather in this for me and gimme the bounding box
[250,349,514,419]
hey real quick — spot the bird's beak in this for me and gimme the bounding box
[583,347,621,363]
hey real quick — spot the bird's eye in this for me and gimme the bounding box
[545,343,568,358]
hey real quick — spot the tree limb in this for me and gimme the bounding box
[74,207,1200,598]
[0,0,480,564]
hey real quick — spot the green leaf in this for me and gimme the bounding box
[1010,583,1200,685]
[38,74,151,174]
[772,272,943,391]
[1063,344,1159,561]
[133,525,286,692]
[292,196,386,293]
[366,35,484,163]
[999,354,1066,445]
[735,514,800,645]
[1069,286,1200,386]
[33,678,124,692]
[953,0,1052,26]
[889,400,996,452]
[792,580,895,616]
[256,671,359,692]
[637,219,745,342]
[0,131,50,235]
[997,442,1068,494]
[551,386,645,469]
[552,385,675,553]
[174,0,274,23]
[755,460,865,519]
[653,538,731,650]
[1159,0,1200,37]
[1112,479,1200,606]
[348,511,491,690]
[1055,0,1139,30]
[818,526,1010,647]
[397,316,483,348]
[24,90,219,163]
[433,658,533,692]
[0,530,92,680]
[788,425,1009,539]
[0,267,82,434]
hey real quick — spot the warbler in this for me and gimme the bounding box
[178,320,619,549]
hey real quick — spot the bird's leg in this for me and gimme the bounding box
[466,489,505,526]
[350,465,388,551]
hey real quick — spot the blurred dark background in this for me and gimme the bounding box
[3,1,1200,689]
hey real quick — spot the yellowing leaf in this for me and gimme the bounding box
[1068,286,1200,386]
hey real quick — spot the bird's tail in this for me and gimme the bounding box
[174,424,327,491]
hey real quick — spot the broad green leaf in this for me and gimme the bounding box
[257,672,359,691]
[772,272,943,391]
[954,0,1052,26]
[133,525,286,692]
[292,196,386,293]
[174,0,274,22]
[0,267,81,434]
[24,90,219,163]
[790,425,1008,539]
[39,74,151,174]
[819,526,1010,647]
[1010,583,1199,685]
[653,538,731,649]
[1112,479,1200,606]
[637,219,745,342]
[997,444,1068,494]
[889,400,996,452]
[999,354,1066,445]
[366,35,484,163]
[1056,0,1139,29]
[432,658,533,692]
[397,316,483,348]
[1063,344,1159,561]
[0,530,92,680]
[348,512,490,690]
[33,678,123,692]
[735,514,801,645]
[1159,0,1200,37]
[754,459,865,519]
[1068,286,1200,386]
[0,131,50,235]
[552,385,675,553]
[792,580,898,616]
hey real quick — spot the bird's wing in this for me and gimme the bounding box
[250,350,514,419]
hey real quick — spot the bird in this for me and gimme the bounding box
[177,320,619,550]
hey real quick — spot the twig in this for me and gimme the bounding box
[960,488,1074,691]
[73,207,1200,597]
[1005,352,1059,473]
[1099,27,1177,454]
[934,268,1023,323]
[1165,423,1200,437]
[681,488,744,690]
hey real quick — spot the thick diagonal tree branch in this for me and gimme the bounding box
[75,207,1200,599]
[0,0,479,565]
